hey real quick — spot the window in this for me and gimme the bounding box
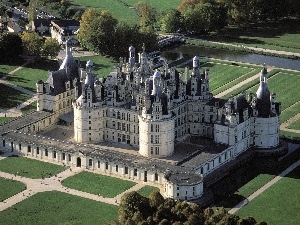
[125,166,128,175]
[155,125,159,132]
[155,147,159,155]
[45,149,48,157]
[105,162,108,170]
[53,151,56,159]
[37,147,39,155]
[155,173,158,181]
[19,144,21,150]
[68,154,71,161]
[155,135,159,144]
[98,161,100,168]
[27,145,31,153]
[151,135,153,143]
[89,159,93,166]
[134,169,137,176]
[150,147,153,155]
[151,124,153,132]
[116,165,118,172]
[62,153,65,160]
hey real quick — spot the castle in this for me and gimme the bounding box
[0,43,283,201]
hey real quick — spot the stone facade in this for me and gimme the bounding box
[0,44,282,201]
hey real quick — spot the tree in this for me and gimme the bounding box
[159,9,183,33]
[28,0,37,22]
[21,31,43,56]
[77,9,118,55]
[42,38,60,59]
[0,33,23,63]
[148,190,164,208]
[178,0,201,13]
[134,2,156,29]
[118,191,150,224]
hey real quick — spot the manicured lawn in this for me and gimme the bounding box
[61,171,137,198]
[236,166,300,225]
[123,0,181,12]
[281,130,300,138]
[280,104,300,124]
[70,0,139,23]
[6,59,58,92]
[0,84,32,109]
[288,119,300,130]
[0,64,19,77]
[0,157,65,179]
[0,191,118,225]
[75,55,116,78]
[0,117,13,124]
[21,101,37,115]
[0,177,26,202]
[137,185,159,197]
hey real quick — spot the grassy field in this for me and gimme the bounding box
[0,64,18,77]
[0,177,26,202]
[137,185,159,197]
[0,117,13,124]
[75,55,117,78]
[0,157,65,179]
[0,191,118,225]
[0,84,32,109]
[288,119,300,130]
[6,60,58,92]
[20,101,37,115]
[236,166,300,225]
[62,171,137,198]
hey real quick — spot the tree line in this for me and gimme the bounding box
[108,190,267,225]
[0,32,60,63]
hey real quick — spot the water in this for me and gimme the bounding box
[161,45,300,70]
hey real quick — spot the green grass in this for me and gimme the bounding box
[287,119,300,130]
[137,185,159,197]
[21,101,37,115]
[123,0,181,13]
[235,166,300,225]
[70,0,139,23]
[0,84,32,109]
[0,177,26,202]
[280,104,300,124]
[0,157,65,179]
[280,130,300,138]
[0,191,118,225]
[75,55,117,78]
[0,117,13,124]
[0,64,19,77]
[62,171,137,198]
[6,59,58,92]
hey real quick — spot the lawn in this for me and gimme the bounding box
[0,191,118,225]
[0,64,19,77]
[235,166,300,225]
[0,157,66,179]
[0,117,13,124]
[6,59,58,92]
[70,0,139,23]
[61,171,137,198]
[75,55,116,78]
[0,84,32,109]
[137,185,159,197]
[288,119,300,130]
[0,177,26,202]
[21,101,37,115]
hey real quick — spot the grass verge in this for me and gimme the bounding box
[0,177,26,202]
[0,191,118,225]
[0,157,65,179]
[62,171,137,198]
[137,185,160,197]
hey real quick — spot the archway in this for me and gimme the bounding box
[76,157,81,167]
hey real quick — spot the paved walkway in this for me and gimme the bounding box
[228,159,300,214]
[0,153,148,212]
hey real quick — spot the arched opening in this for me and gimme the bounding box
[76,157,81,167]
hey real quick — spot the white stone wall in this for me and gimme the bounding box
[164,181,203,200]
[251,116,280,148]
[139,116,175,157]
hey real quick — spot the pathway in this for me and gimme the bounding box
[0,153,147,212]
[0,60,37,118]
[215,67,273,98]
[228,159,300,214]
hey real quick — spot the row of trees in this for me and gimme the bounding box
[77,8,158,58]
[109,190,266,225]
[0,32,60,62]
[159,0,300,33]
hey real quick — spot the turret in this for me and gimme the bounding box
[256,67,271,117]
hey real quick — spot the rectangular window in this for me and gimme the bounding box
[151,135,153,143]
[45,149,48,156]
[155,147,159,155]
[36,147,39,155]
[151,124,153,132]
[150,147,153,155]
[155,125,159,132]
[125,166,128,175]
[62,153,65,160]
[105,162,108,170]
[27,145,31,153]
[155,135,159,144]
[89,159,92,166]
[98,161,100,168]
[116,165,118,172]
[68,154,71,161]
[134,169,137,176]
[155,173,158,181]
[53,151,56,159]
